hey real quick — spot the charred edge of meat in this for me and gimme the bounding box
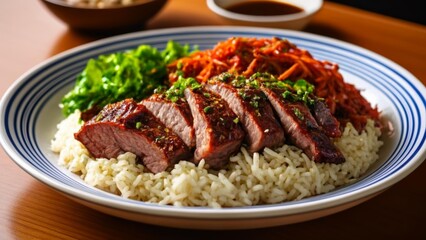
[262,87,345,164]
[184,87,245,169]
[205,81,285,153]
[80,105,103,122]
[75,99,192,173]
[311,99,342,138]
[142,94,196,148]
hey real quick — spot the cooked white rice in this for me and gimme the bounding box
[51,111,383,208]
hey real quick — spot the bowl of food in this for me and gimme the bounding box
[40,0,168,33]
[1,26,425,229]
[206,0,323,30]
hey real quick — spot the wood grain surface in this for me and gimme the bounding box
[0,0,425,239]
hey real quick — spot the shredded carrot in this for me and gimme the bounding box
[167,37,381,131]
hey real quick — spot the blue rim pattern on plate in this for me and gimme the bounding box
[1,26,425,218]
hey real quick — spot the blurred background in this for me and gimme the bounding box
[329,0,425,25]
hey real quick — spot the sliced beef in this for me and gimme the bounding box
[261,87,345,164]
[75,99,192,173]
[184,87,245,169]
[311,99,342,138]
[74,98,137,159]
[205,82,285,153]
[80,105,103,122]
[142,94,196,148]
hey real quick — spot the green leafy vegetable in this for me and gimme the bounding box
[61,41,193,116]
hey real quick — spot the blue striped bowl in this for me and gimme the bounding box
[1,26,425,229]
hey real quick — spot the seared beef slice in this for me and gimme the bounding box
[75,99,191,173]
[74,98,138,159]
[206,82,285,153]
[261,87,345,164]
[184,88,245,168]
[142,94,196,148]
[311,99,342,138]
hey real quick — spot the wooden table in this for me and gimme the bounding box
[1,0,425,239]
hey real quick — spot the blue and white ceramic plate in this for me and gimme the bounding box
[1,26,425,229]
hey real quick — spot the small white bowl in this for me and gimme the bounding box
[207,0,323,30]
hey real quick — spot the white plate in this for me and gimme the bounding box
[1,26,425,229]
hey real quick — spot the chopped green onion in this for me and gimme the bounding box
[204,106,213,113]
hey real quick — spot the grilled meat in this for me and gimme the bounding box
[261,87,345,164]
[311,99,342,138]
[75,73,347,172]
[184,87,245,169]
[75,99,192,173]
[142,94,196,148]
[205,82,285,153]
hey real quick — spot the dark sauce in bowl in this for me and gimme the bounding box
[226,1,303,16]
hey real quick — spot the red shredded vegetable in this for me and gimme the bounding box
[167,37,380,131]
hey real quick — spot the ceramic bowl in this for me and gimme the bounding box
[207,0,322,30]
[40,0,168,33]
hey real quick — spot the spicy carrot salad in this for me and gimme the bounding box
[168,37,380,131]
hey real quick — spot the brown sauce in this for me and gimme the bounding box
[226,1,303,16]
